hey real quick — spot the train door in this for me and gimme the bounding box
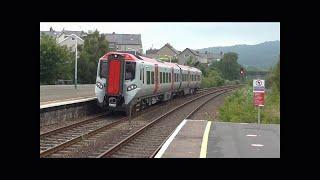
[171,67,174,91]
[154,64,159,94]
[106,54,125,96]
[187,70,190,88]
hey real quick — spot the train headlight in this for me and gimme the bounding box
[96,82,103,89]
[127,84,137,91]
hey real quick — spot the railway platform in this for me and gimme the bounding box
[40,84,96,109]
[155,120,280,158]
[40,84,95,106]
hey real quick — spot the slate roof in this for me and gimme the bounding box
[57,30,86,38]
[40,31,60,38]
[146,48,159,54]
[161,43,180,55]
[103,33,142,45]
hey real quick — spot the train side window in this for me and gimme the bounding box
[169,73,171,83]
[151,71,154,84]
[140,68,142,80]
[166,73,168,83]
[147,71,150,84]
[160,72,162,83]
[125,62,136,80]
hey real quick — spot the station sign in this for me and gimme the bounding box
[253,79,265,92]
[254,91,265,106]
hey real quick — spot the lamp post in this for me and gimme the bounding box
[75,37,78,89]
[58,34,84,89]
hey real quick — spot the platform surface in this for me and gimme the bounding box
[161,120,207,158]
[207,122,280,158]
[155,120,280,158]
[40,84,95,105]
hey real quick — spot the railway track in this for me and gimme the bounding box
[40,114,127,158]
[95,86,237,158]
[40,85,240,158]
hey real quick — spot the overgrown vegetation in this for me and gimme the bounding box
[77,30,109,83]
[198,52,243,88]
[218,57,280,124]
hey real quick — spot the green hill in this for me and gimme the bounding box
[198,40,280,68]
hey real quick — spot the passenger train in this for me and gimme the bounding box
[95,52,202,114]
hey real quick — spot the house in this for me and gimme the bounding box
[146,48,159,58]
[199,51,224,65]
[55,29,87,52]
[146,43,181,61]
[57,33,84,52]
[156,43,180,59]
[178,48,207,65]
[40,27,61,40]
[103,32,143,54]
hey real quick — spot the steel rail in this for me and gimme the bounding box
[96,86,238,158]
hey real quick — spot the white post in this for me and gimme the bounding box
[258,106,261,125]
[75,36,77,89]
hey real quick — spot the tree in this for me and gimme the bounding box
[77,30,109,84]
[201,68,224,88]
[40,34,73,84]
[266,57,280,91]
[186,56,194,66]
[217,52,241,80]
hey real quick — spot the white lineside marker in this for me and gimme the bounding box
[251,144,264,147]
[154,119,187,158]
[199,121,212,158]
[246,134,257,137]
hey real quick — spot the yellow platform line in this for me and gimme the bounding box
[200,121,212,158]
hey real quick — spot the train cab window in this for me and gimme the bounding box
[99,61,108,78]
[147,71,150,84]
[125,62,136,80]
[151,71,154,84]
[169,73,171,83]
[160,72,163,83]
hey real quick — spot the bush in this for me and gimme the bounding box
[201,68,224,88]
[218,85,280,124]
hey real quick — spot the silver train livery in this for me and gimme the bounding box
[95,52,202,114]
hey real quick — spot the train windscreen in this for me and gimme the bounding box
[100,61,108,78]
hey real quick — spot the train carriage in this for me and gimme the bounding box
[95,52,202,114]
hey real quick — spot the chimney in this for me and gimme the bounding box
[112,32,115,34]
[50,27,53,32]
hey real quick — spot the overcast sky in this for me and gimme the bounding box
[40,22,280,52]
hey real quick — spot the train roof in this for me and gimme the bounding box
[100,52,201,73]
